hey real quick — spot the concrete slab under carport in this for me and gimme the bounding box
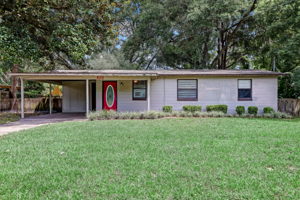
[0,113,86,136]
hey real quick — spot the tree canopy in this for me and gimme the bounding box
[0,0,126,71]
[120,0,299,72]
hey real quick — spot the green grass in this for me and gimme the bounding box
[0,118,299,199]
[0,113,20,124]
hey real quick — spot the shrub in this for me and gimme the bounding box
[264,112,292,119]
[129,112,141,119]
[162,106,173,112]
[248,106,258,115]
[143,111,162,119]
[209,111,225,117]
[87,112,97,121]
[206,105,228,114]
[236,106,245,115]
[182,105,202,112]
[119,112,131,119]
[87,109,292,121]
[263,107,275,114]
[171,111,180,117]
[179,111,188,117]
[88,110,118,120]
[163,112,172,118]
[192,111,202,117]
[186,112,193,117]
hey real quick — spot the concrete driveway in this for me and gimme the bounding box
[0,113,86,136]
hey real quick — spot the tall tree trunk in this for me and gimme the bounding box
[223,40,228,69]
[218,28,225,69]
[10,64,19,112]
[218,29,228,69]
[201,32,210,68]
[217,37,221,69]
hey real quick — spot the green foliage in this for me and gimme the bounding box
[182,105,202,112]
[248,106,258,115]
[206,105,228,114]
[251,0,300,72]
[87,50,135,70]
[236,106,245,115]
[0,26,40,65]
[278,67,300,98]
[122,0,258,69]
[292,67,300,97]
[279,73,297,98]
[162,106,173,113]
[24,81,46,98]
[0,0,125,69]
[263,107,275,114]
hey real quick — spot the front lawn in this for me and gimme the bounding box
[0,118,299,199]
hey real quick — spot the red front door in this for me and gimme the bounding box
[103,81,117,110]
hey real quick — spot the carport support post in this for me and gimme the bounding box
[147,78,151,111]
[20,78,24,118]
[86,79,89,117]
[49,83,52,114]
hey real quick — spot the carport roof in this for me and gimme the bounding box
[10,69,284,79]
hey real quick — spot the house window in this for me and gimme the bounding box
[238,79,252,100]
[177,79,198,101]
[132,80,147,100]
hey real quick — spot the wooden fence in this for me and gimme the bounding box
[278,98,300,117]
[0,97,62,113]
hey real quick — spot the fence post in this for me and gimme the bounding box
[21,78,24,118]
[49,84,52,114]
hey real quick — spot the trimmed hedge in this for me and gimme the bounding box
[236,106,245,115]
[162,106,173,112]
[206,105,228,114]
[182,105,202,112]
[263,107,275,114]
[248,106,258,115]
[88,110,292,121]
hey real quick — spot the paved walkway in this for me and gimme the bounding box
[0,113,86,136]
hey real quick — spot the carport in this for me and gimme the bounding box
[9,72,95,119]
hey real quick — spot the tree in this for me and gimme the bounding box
[278,67,300,99]
[0,0,125,70]
[188,0,258,69]
[121,0,259,69]
[87,50,136,70]
[250,0,300,72]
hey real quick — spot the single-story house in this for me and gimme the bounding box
[10,69,283,118]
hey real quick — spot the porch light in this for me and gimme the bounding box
[133,80,138,83]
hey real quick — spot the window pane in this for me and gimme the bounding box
[133,80,147,89]
[238,80,251,89]
[238,89,251,99]
[178,80,197,89]
[133,89,146,99]
[178,89,197,99]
